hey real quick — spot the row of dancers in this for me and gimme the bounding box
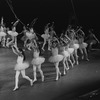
[1,17,100,91]
[0,17,100,61]
[0,17,99,53]
[11,29,99,91]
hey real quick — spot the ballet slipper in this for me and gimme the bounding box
[32,79,37,83]
[63,71,66,75]
[30,80,33,86]
[42,48,45,51]
[86,58,89,61]
[76,61,79,65]
[48,48,51,51]
[13,87,18,91]
[56,77,59,81]
[82,55,84,59]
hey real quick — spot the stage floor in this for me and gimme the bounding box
[0,48,100,100]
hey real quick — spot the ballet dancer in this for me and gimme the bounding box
[11,44,33,91]
[7,20,19,47]
[31,47,45,83]
[41,23,50,51]
[49,42,63,80]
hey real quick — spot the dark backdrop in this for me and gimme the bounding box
[0,0,100,38]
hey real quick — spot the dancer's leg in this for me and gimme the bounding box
[63,57,67,75]
[21,70,33,86]
[83,48,89,61]
[54,62,61,80]
[79,48,84,60]
[70,53,75,65]
[42,40,46,51]
[74,49,79,65]
[48,39,51,50]
[14,37,17,47]
[13,70,20,91]
[38,65,44,82]
[68,56,73,68]
[33,65,37,83]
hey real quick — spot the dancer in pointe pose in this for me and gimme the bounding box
[66,28,79,65]
[41,23,50,51]
[76,28,89,61]
[31,48,45,83]
[27,28,38,50]
[60,33,74,74]
[7,20,19,47]
[11,44,33,91]
[49,42,63,80]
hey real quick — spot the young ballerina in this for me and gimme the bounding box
[49,42,64,80]
[78,33,89,61]
[0,17,7,47]
[11,44,33,91]
[41,23,50,51]
[31,47,45,83]
[86,29,100,52]
[7,20,19,47]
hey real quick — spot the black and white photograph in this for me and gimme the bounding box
[0,0,100,100]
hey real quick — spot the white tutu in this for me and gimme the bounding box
[61,50,70,57]
[26,32,33,39]
[15,62,29,70]
[8,31,18,36]
[49,54,63,63]
[67,48,74,54]
[70,43,79,50]
[31,57,45,66]
[41,34,50,40]
[79,42,88,48]
[74,44,79,49]
[0,32,6,36]
[14,56,29,70]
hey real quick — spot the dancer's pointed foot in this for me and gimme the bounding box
[82,56,84,60]
[30,80,33,86]
[86,58,89,61]
[73,61,75,65]
[13,87,18,91]
[63,71,66,75]
[42,48,45,51]
[48,48,51,51]
[56,77,59,81]
[76,61,79,65]
[28,48,31,51]
[66,67,69,70]
[32,79,37,83]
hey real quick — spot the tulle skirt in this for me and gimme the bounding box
[79,42,88,49]
[70,43,79,50]
[8,31,18,36]
[31,57,45,66]
[49,54,63,63]
[67,48,74,54]
[73,44,79,49]
[14,62,29,71]
[0,32,6,36]
[62,51,70,57]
